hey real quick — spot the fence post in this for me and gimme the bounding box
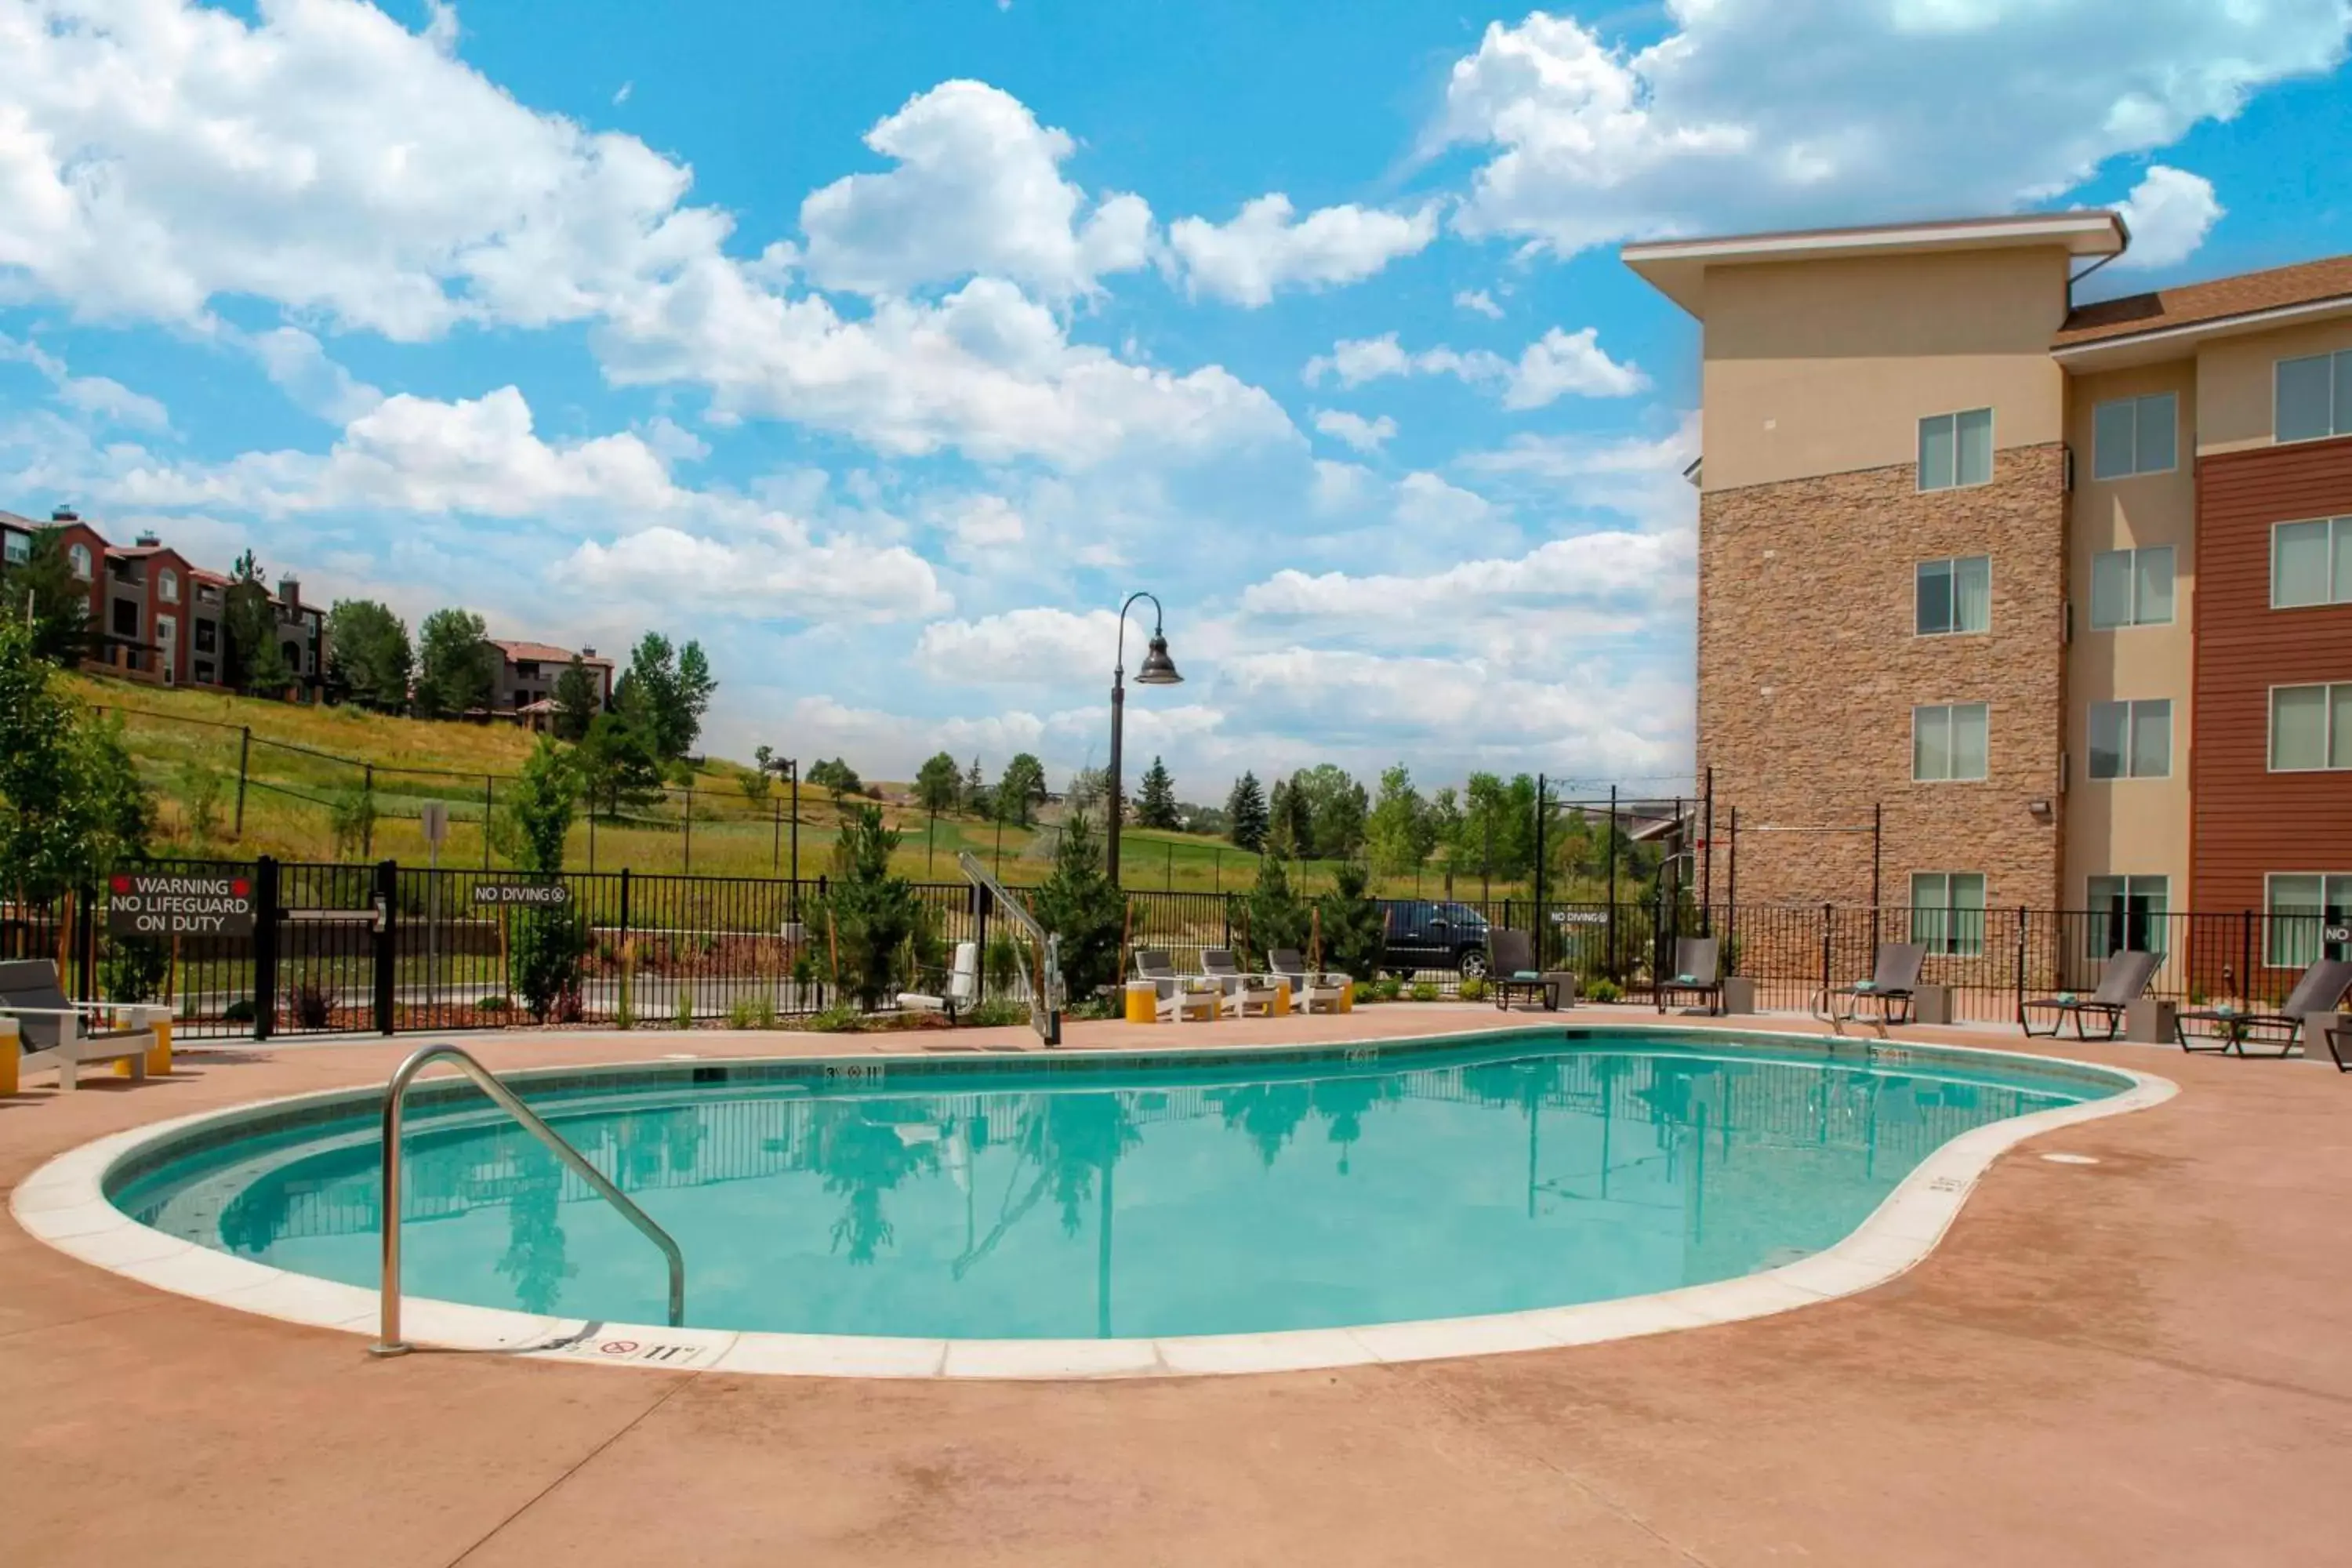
[234,726,251,838]
[482,776,494,869]
[684,785,693,875]
[771,796,782,873]
[2240,909,2255,1005]
[1819,902,1834,1000]
[373,858,397,1036]
[974,883,991,1004]
[363,764,376,858]
[74,883,99,1001]
[252,855,280,1041]
[2014,906,2030,1025]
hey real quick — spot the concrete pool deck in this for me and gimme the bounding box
[5,1005,2349,1566]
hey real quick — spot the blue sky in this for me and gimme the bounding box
[4,2,2350,803]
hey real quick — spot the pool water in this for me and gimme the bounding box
[114,1032,2111,1339]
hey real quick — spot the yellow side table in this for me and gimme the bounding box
[1271,981,1291,1016]
[1124,981,1161,1024]
[113,1006,173,1078]
[0,1018,18,1098]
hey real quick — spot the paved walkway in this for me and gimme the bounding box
[4,1007,2348,1566]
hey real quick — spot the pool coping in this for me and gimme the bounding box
[9,1024,2177,1380]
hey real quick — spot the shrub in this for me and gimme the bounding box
[752,992,779,1029]
[728,996,756,1029]
[477,996,510,1014]
[223,997,256,1024]
[1457,975,1488,1002]
[1029,809,1124,1002]
[673,985,695,1030]
[100,936,169,1003]
[1373,976,1403,1001]
[1313,860,1385,981]
[1409,980,1439,1002]
[804,1004,862,1033]
[982,934,1023,995]
[1584,976,1623,1004]
[964,998,1028,1029]
[813,805,932,1009]
[294,982,336,1029]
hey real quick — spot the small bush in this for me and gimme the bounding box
[477,996,510,1014]
[804,1005,863,1033]
[1374,976,1403,1001]
[1409,981,1439,1002]
[728,996,755,1029]
[673,985,695,1030]
[552,988,585,1025]
[294,982,336,1029]
[964,998,1029,1029]
[223,998,256,1024]
[1584,977,1623,1004]
[1457,975,1488,1002]
[101,937,170,1003]
[752,992,779,1029]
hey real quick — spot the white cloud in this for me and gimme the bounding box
[1454,289,1504,318]
[1241,528,1691,622]
[1304,326,1644,406]
[913,607,1120,684]
[1435,4,2347,256]
[0,332,169,430]
[797,81,1155,299]
[243,328,386,424]
[558,523,949,623]
[1459,416,1702,532]
[1392,470,1492,532]
[613,81,633,106]
[1167,194,1436,307]
[942,494,1027,554]
[1312,408,1396,452]
[2114,165,2224,270]
[1310,457,1375,514]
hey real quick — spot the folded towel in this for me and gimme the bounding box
[2055,992,2076,1004]
[1675,974,1698,985]
[1853,981,1876,993]
[1512,970,1540,982]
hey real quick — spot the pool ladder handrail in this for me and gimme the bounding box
[371,1044,685,1356]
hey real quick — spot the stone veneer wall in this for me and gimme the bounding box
[1698,442,2066,913]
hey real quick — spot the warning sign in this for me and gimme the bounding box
[106,873,258,937]
[472,882,572,907]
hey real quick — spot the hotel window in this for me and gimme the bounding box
[1912,702,1989,782]
[2269,683,2352,771]
[68,543,92,579]
[3,532,27,566]
[110,598,139,638]
[2089,546,2174,629]
[158,568,180,604]
[2264,874,2352,968]
[194,620,216,654]
[2087,875,2169,957]
[1911,873,1987,958]
[1918,408,1993,491]
[2276,349,2352,443]
[2092,393,2178,479]
[2271,517,2352,608]
[1915,555,1990,635]
[2088,699,2171,780]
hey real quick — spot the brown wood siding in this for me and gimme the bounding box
[2191,434,2352,929]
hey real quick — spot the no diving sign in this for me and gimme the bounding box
[106,872,257,937]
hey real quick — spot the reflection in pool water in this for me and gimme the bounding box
[119,1036,2097,1338]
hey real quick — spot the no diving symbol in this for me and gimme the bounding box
[599,1339,640,1356]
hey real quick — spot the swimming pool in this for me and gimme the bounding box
[71,1027,2158,1370]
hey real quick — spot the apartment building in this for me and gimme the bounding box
[0,507,326,697]
[491,638,613,726]
[1624,213,2352,970]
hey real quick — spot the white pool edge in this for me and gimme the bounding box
[9,1025,2178,1380]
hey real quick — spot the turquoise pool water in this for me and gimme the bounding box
[112,1032,2115,1338]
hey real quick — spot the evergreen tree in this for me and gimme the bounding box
[324,599,412,712]
[225,553,292,697]
[1225,770,1269,851]
[963,756,986,812]
[995,752,1047,826]
[550,655,601,741]
[1029,809,1126,1001]
[0,529,93,666]
[816,805,931,1010]
[1236,854,1310,971]
[1268,775,1314,859]
[415,607,495,718]
[808,757,863,804]
[497,738,586,1022]
[1135,756,1179,829]
[1294,763,1368,859]
[1314,859,1387,981]
[576,709,663,817]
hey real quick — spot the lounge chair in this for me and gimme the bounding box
[1655,937,1723,1015]
[1134,948,1214,1021]
[2175,959,2352,1058]
[896,942,978,1021]
[0,959,167,1091]
[1824,943,1927,1029]
[1200,948,1247,994]
[2327,1022,2350,1073]
[1267,949,1348,1014]
[2021,948,2161,1040]
[1489,930,1558,1012]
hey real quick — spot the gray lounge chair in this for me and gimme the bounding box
[1655,937,1723,1015]
[1200,948,1247,994]
[1489,930,1557,1011]
[0,958,165,1091]
[1826,942,1927,1027]
[2175,959,2352,1058]
[1265,949,1347,1013]
[2022,948,2161,1040]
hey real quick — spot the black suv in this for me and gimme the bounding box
[1376,900,1494,976]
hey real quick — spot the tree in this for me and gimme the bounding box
[1315,859,1387,981]
[963,757,987,812]
[1267,776,1312,859]
[735,764,772,808]
[324,600,412,712]
[576,710,663,817]
[914,751,961,815]
[1235,853,1309,971]
[817,805,931,1009]
[1457,771,1537,887]
[674,641,717,752]
[1225,770,1268,851]
[1294,764,1368,859]
[551,655,601,742]
[1064,764,1106,818]
[619,632,717,760]
[1135,757,1179,830]
[0,619,153,907]
[1365,764,1436,878]
[808,757,863,806]
[415,608,495,718]
[1029,809,1125,1002]
[497,738,586,1022]
[996,752,1047,827]
[0,529,93,666]
[225,553,292,697]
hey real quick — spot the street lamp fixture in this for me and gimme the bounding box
[1108,591,1181,884]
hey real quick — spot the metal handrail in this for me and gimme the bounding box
[370,1044,685,1355]
[960,851,1062,1046]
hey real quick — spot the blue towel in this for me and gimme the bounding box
[1675,973,1698,984]
[1512,970,1540,982]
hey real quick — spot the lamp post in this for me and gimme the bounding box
[1107,591,1182,886]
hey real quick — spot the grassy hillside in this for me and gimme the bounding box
[73,672,1544,896]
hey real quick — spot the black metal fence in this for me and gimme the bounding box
[6,858,2343,1041]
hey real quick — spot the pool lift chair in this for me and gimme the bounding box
[897,941,980,1022]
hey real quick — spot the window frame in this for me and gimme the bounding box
[2086,873,2170,957]
[2087,698,2172,781]
[2270,516,2351,610]
[2267,681,2351,773]
[2092,392,2179,481]
[2274,348,2352,444]
[2088,544,2176,630]
[2,532,27,566]
[1917,407,1995,492]
[1913,554,1992,637]
[67,543,92,579]
[1911,702,1990,783]
[2263,872,2352,967]
[1910,871,1987,958]
[158,568,179,604]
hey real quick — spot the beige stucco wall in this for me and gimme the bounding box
[2197,315,2352,454]
[2060,360,2197,909]
[1699,248,2074,492]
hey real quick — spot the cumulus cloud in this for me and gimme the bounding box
[798,81,1156,299]
[559,523,949,622]
[0,332,170,430]
[1304,326,1644,406]
[1167,194,1437,307]
[2114,165,2224,269]
[242,328,386,424]
[1241,528,1691,621]
[1434,4,2346,256]
[942,494,1027,554]
[913,607,1120,684]
[1312,409,1396,452]
[1454,289,1504,318]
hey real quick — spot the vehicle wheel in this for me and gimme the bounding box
[1457,949,1490,978]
